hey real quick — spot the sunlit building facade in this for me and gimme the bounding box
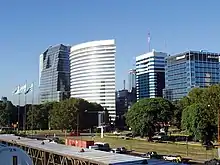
[163,50,220,101]
[128,69,136,92]
[70,40,116,120]
[136,50,167,100]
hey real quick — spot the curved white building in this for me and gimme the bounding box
[70,40,116,120]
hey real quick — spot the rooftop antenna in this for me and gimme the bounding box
[132,56,136,68]
[148,32,151,52]
[123,80,126,90]
[164,40,167,52]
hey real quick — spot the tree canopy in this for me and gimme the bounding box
[0,101,16,127]
[0,97,105,131]
[126,97,174,140]
[48,98,105,130]
[180,85,220,145]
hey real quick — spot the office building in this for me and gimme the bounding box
[164,50,220,101]
[70,40,116,120]
[128,69,136,91]
[39,44,70,102]
[116,89,136,115]
[136,50,167,100]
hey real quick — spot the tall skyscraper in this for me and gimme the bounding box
[164,50,220,101]
[136,50,167,100]
[39,44,70,103]
[128,69,136,91]
[70,40,116,120]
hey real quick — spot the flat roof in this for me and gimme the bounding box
[167,50,220,59]
[0,134,147,165]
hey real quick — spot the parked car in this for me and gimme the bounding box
[94,142,111,152]
[113,131,121,135]
[152,132,169,141]
[163,155,182,163]
[88,145,99,150]
[141,151,159,159]
[110,148,121,153]
[118,147,127,153]
[110,147,127,154]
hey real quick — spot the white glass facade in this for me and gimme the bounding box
[128,69,136,92]
[70,40,116,120]
[136,50,167,99]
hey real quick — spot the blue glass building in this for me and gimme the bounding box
[39,44,70,103]
[163,50,220,101]
[136,50,167,100]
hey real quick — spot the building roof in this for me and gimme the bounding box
[167,50,220,59]
[136,50,167,61]
[71,39,115,52]
[0,134,147,165]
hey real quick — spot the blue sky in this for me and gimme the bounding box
[0,0,219,104]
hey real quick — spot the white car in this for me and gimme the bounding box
[113,131,121,135]
[88,145,99,150]
[110,148,121,153]
[163,155,182,162]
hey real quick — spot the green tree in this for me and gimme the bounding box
[49,98,104,130]
[49,99,78,130]
[0,101,9,126]
[172,97,190,129]
[187,88,206,104]
[5,101,17,126]
[126,97,174,140]
[180,85,220,144]
[26,104,49,130]
[181,103,216,144]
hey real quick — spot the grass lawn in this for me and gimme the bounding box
[70,135,218,161]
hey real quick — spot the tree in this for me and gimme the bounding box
[5,101,17,126]
[187,88,206,104]
[126,97,174,140]
[49,99,78,130]
[180,85,220,144]
[172,97,190,129]
[0,101,9,126]
[26,104,49,130]
[49,98,102,130]
[181,103,216,145]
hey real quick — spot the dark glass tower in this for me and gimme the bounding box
[39,44,70,103]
